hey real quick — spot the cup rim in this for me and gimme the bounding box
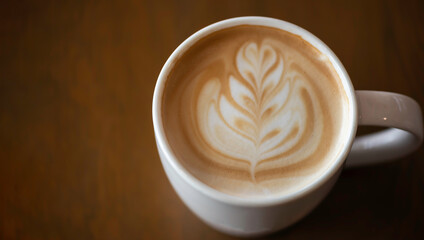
[152,16,358,207]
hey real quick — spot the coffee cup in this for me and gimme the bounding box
[152,16,423,237]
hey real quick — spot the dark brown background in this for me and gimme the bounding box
[1,0,423,239]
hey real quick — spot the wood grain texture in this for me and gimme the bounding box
[0,0,423,239]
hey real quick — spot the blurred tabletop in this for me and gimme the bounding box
[1,0,423,239]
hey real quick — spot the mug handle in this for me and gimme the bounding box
[345,90,423,168]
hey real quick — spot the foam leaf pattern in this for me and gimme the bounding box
[196,41,323,181]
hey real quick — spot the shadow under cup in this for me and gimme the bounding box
[153,17,358,236]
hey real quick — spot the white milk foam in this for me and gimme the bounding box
[197,41,323,182]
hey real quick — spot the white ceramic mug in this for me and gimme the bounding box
[152,17,423,237]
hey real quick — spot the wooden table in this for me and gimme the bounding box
[1,0,423,239]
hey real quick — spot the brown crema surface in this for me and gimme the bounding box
[162,25,348,197]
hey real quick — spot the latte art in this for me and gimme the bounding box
[162,25,348,197]
[196,42,323,181]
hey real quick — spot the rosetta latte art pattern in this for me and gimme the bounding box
[196,41,324,182]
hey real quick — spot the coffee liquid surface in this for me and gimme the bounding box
[162,25,348,197]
